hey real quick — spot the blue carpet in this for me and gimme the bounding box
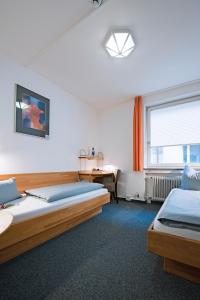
[0,200,200,300]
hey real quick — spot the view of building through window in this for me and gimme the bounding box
[151,144,200,165]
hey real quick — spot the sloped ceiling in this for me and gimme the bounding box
[0,0,200,108]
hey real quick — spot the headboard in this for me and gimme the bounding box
[0,172,79,193]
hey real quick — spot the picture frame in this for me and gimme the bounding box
[15,85,50,138]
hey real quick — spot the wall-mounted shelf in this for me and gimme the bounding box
[78,156,104,161]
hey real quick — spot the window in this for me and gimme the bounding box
[147,97,200,168]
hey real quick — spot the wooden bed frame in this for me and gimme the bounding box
[148,223,200,284]
[0,172,110,264]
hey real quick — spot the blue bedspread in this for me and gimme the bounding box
[158,188,200,231]
[26,181,104,202]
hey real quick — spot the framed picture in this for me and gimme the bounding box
[16,85,50,138]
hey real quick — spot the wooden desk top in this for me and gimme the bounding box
[0,211,13,235]
[78,170,113,176]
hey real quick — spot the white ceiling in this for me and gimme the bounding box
[0,0,200,109]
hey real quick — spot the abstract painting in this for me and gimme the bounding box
[16,85,49,138]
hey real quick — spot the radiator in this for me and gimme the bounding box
[145,175,181,202]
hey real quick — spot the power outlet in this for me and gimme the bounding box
[134,193,140,198]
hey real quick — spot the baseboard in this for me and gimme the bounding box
[126,196,145,202]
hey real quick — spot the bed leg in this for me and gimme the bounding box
[164,258,200,284]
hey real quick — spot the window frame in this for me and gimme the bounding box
[146,95,200,169]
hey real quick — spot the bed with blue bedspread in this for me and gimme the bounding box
[148,167,200,284]
[0,172,110,264]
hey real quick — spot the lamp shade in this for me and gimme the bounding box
[105,31,135,58]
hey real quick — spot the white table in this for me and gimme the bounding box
[0,211,13,235]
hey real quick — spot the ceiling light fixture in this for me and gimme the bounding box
[91,0,104,8]
[105,30,135,58]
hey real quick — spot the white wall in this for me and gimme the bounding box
[99,80,200,199]
[99,100,145,199]
[99,100,133,172]
[0,55,98,173]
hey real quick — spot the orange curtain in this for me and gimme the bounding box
[133,96,143,171]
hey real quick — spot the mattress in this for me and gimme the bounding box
[0,188,108,224]
[153,191,200,241]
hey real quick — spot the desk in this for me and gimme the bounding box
[0,211,13,235]
[78,170,113,183]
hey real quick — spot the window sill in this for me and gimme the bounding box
[144,168,183,175]
[144,167,183,171]
[144,166,200,175]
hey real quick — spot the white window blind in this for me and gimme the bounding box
[150,99,200,147]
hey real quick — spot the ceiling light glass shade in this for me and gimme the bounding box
[105,31,135,58]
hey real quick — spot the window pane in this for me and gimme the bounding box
[150,145,184,164]
[150,100,200,147]
[150,144,200,165]
[148,98,200,166]
[150,147,163,164]
[183,145,187,163]
[190,144,200,163]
